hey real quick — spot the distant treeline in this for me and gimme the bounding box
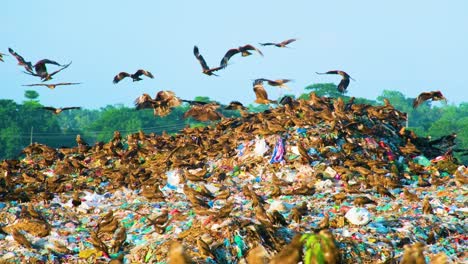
[1,83,466,163]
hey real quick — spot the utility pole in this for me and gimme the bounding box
[30,126,33,145]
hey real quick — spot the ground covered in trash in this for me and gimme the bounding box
[0,95,467,263]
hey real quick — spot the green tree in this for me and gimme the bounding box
[304,83,346,98]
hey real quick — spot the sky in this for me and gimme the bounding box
[2,0,468,109]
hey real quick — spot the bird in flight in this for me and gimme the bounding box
[413,91,447,109]
[22,82,81,89]
[220,44,263,69]
[113,69,154,84]
[0,52,7,62]
[255,78,292,90]
[8,48,34,72]
[253,79,276,104]
[259,38,297,48]
[316,70,354,93]
[25,60,72,82]
[193,46,224,76]
[42,106,81,114]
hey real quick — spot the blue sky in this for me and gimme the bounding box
[2,0,467,109]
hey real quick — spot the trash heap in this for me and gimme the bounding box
[0,93,466,263]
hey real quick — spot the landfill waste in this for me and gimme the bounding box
[0,93,467,263]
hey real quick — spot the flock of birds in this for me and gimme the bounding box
[2,38,448,119]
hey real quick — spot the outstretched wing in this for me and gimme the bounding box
[259,42,276,46]
[34,59,61,67]
[280,38,297,46]
[22,83,47,87]
[41,106,57,112]
[241,44,263,56]
[55,82,81,86]
[413,92,432,108]
[9,48,34,73]
[134,94,156,110]
[134,69,154,79]
[113,72,131,84]
[193,46,210,71]
[61,107,81,111]
[220,48,240,68]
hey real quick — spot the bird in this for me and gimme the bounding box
[376,185,395,199]
[270,234,303,264]
[225,101,247,111]
[168,241,193,264]
[71,190,82,207]
[11,228,33,249]
[255,78,292,90]
[316,70,354,93]
[253,79,277,104]
[0,52,7,62]
[24,59,72,81]
[354,196,377,207]
[193,46,223,76]
[42,106,81,114]
[413,91,447,108]
[422,197,433,215]
[8,47,33,72]
[220,44,263,68]
[259,38,297,48]
[22,82,81,89]
[113,69,154,83]
[184,103,223,122]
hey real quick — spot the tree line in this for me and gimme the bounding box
[1,84,466,164]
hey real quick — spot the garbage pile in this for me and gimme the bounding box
[0,93,466,263]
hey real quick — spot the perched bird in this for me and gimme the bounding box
[76,134,88,146]
[403,188,419,202]
[193,46,223,76]
[220,44,263,68]
[422,197,433,215]
[184,103,223,121]
[253,79,276,104]
[413,91,447,109]
[376,185,395,199]
[71,190,82,207]
[22,82,81,89]
[197,238,217,260]
[354,196,377,207]
[317,212,330,230]
[225,101,247,111]
[42,106,81,115]
[259,38,297,48]
[255,78,292,90]
[11,228,32,249]
[316,70,354,93]
[113,69,154,83]
[270,234,303,264]
[8,47,33,72]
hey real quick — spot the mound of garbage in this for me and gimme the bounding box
[0,93,466,263]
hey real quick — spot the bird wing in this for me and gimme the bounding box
[113,72,131,84]
[22,83,46,87]
[47,62,72,79]
[42,107,57,112]
[134,94,156,110]
[413,92,431,108]
[280,38,297,46]
[242,44,263,56]
[259,42,276,46]
[134,69,154,78]
[8,48,34,72]
[55,82,81,86]
[35,59,61,67]
[220,48,240,68]
[337,78,350,93]
[61,107,81,111]
[193,46,210,71]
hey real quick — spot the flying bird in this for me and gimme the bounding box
[8,48,33,72]
[220,44,263,68]
[316,70,354,93]
[22,82,81,89]
[413,91,447,109]
[253,79,276,104]
[0,52,7,62]
[113,69,154,84]
[255,78,292,90]
[24,61,72,82]
[42,106,81,114]
[193,46,223,76]
[259,38,297,48]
